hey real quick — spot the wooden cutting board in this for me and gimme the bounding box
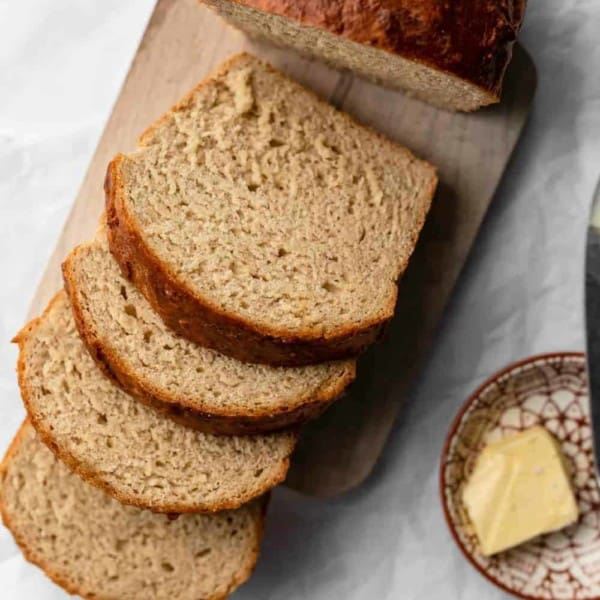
[27,0,537,497]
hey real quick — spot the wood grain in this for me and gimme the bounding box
[26,0,537,496]
[289,47,537,495]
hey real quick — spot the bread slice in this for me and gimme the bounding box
[63,230,355,435]
[106,52,437,366]
[201,1,526,112]
[0,422,265,600]
[14,292,296,513]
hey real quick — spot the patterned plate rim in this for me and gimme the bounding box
[438,351,590,600]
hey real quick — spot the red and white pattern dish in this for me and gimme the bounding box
[440,352,600,600]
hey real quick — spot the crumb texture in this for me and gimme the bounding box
[117,54,435,337]
[0,424,264,600]
[65,232,354,421]
[203,0,525,110]
[17,292,295,512]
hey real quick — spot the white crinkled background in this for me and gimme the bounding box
[1,1,599,598]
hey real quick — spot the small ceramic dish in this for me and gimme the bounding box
[440,352,600,600]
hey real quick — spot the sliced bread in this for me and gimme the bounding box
[63,230,355,435]
[106,52,437,366]
[0,422,266,600]
[13,291,296,513]
[201,0,526,112]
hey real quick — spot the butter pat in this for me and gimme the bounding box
[462,426,578,556]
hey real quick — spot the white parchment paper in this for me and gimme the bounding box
[1,1,599,598]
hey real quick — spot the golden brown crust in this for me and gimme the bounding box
[13,301,297,514]
[0,423,88,598]
[62,247,355,435]
[105,53,437,366]
[0,421,31,481]
[211,0,526,100]
[106,159,387,365]
[0,422,268,600]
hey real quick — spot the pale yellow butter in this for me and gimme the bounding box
[462,426,579,556]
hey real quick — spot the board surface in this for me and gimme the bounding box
[27,0,537,496]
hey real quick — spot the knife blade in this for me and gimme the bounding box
[585,177,600,476]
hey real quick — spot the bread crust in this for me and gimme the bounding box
[62,245,356,435]
[206,0,526,102]
[106,159,387,365]
[105,53,437,366]
[12,297,296,514]
[0,422,267,600]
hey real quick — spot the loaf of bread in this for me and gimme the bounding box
[201,1,526,111]
[106,53,437,366]
[0,422,265,600]
[63,230,355,434]
[14,292,296,513]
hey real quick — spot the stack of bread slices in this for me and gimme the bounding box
[1,53,437,599]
